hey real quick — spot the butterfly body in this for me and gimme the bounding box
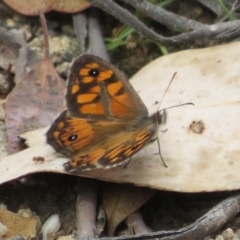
[47,55,161,172]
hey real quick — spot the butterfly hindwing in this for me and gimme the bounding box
[46,110,94,156]
[63,125,154,171]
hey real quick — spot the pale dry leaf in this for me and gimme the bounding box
[1,42,240,192]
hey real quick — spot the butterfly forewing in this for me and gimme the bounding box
[66,55,148,120]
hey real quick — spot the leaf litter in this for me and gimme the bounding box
[5,13,65,153]
[0,0,239,239]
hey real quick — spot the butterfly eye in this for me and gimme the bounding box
[68,134,78,141]
[89,69,99,76]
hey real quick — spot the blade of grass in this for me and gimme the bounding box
[117,26,135,40]
[106,41,127,50]
[145,39,168,55]
[217,0,234,21]
[147,0,176,8]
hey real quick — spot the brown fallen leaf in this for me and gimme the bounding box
[0,208,38,239]
[3,0,91,16]
[102,183,156,236]
[5,13,65,153]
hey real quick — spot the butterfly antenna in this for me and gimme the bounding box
[155,72,193,168]
[160,102,194,115]
[157,72,177,112]
[157,72,194,114]
[157,72,194,116]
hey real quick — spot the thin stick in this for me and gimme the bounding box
[127,211,149,234]
[76,178,99,239]
[39,12,50,59]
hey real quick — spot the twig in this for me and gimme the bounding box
[215,0,240,23]
[197,0,223,16]
[73,8,109,60]
[73,8,109,239]
[73,12,88,54]
[88,0,240,46]
[100,193,240,240]
[88,0,171,44]
[76,178,99,239]
[39,12,50,60]
[0,27,27,83]
[127,211,149,234]
[15,36,27,83]
[120,0,204,32]
[88,8,109,61]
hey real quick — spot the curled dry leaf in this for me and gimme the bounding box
[3,0,91,16]
[102,183,156,236]
[1,42,240,193]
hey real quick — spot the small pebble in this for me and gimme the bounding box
[18,208,42,231]
[18,208,33,218]
[215,235,224,240]
[42,214,61,240]
[235,229,240,238]
[5,18,15,28]
[0,203,7,210]
[222,228,235,240]
[0,222,8,237]
[233,236,240,240]
[57,234,75,240]
[56,61,71,77]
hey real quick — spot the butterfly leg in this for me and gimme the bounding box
[151,136,168,168]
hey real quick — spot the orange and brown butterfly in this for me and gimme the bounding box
[46,54,162,172]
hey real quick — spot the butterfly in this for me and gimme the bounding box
[46,54,163,172]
